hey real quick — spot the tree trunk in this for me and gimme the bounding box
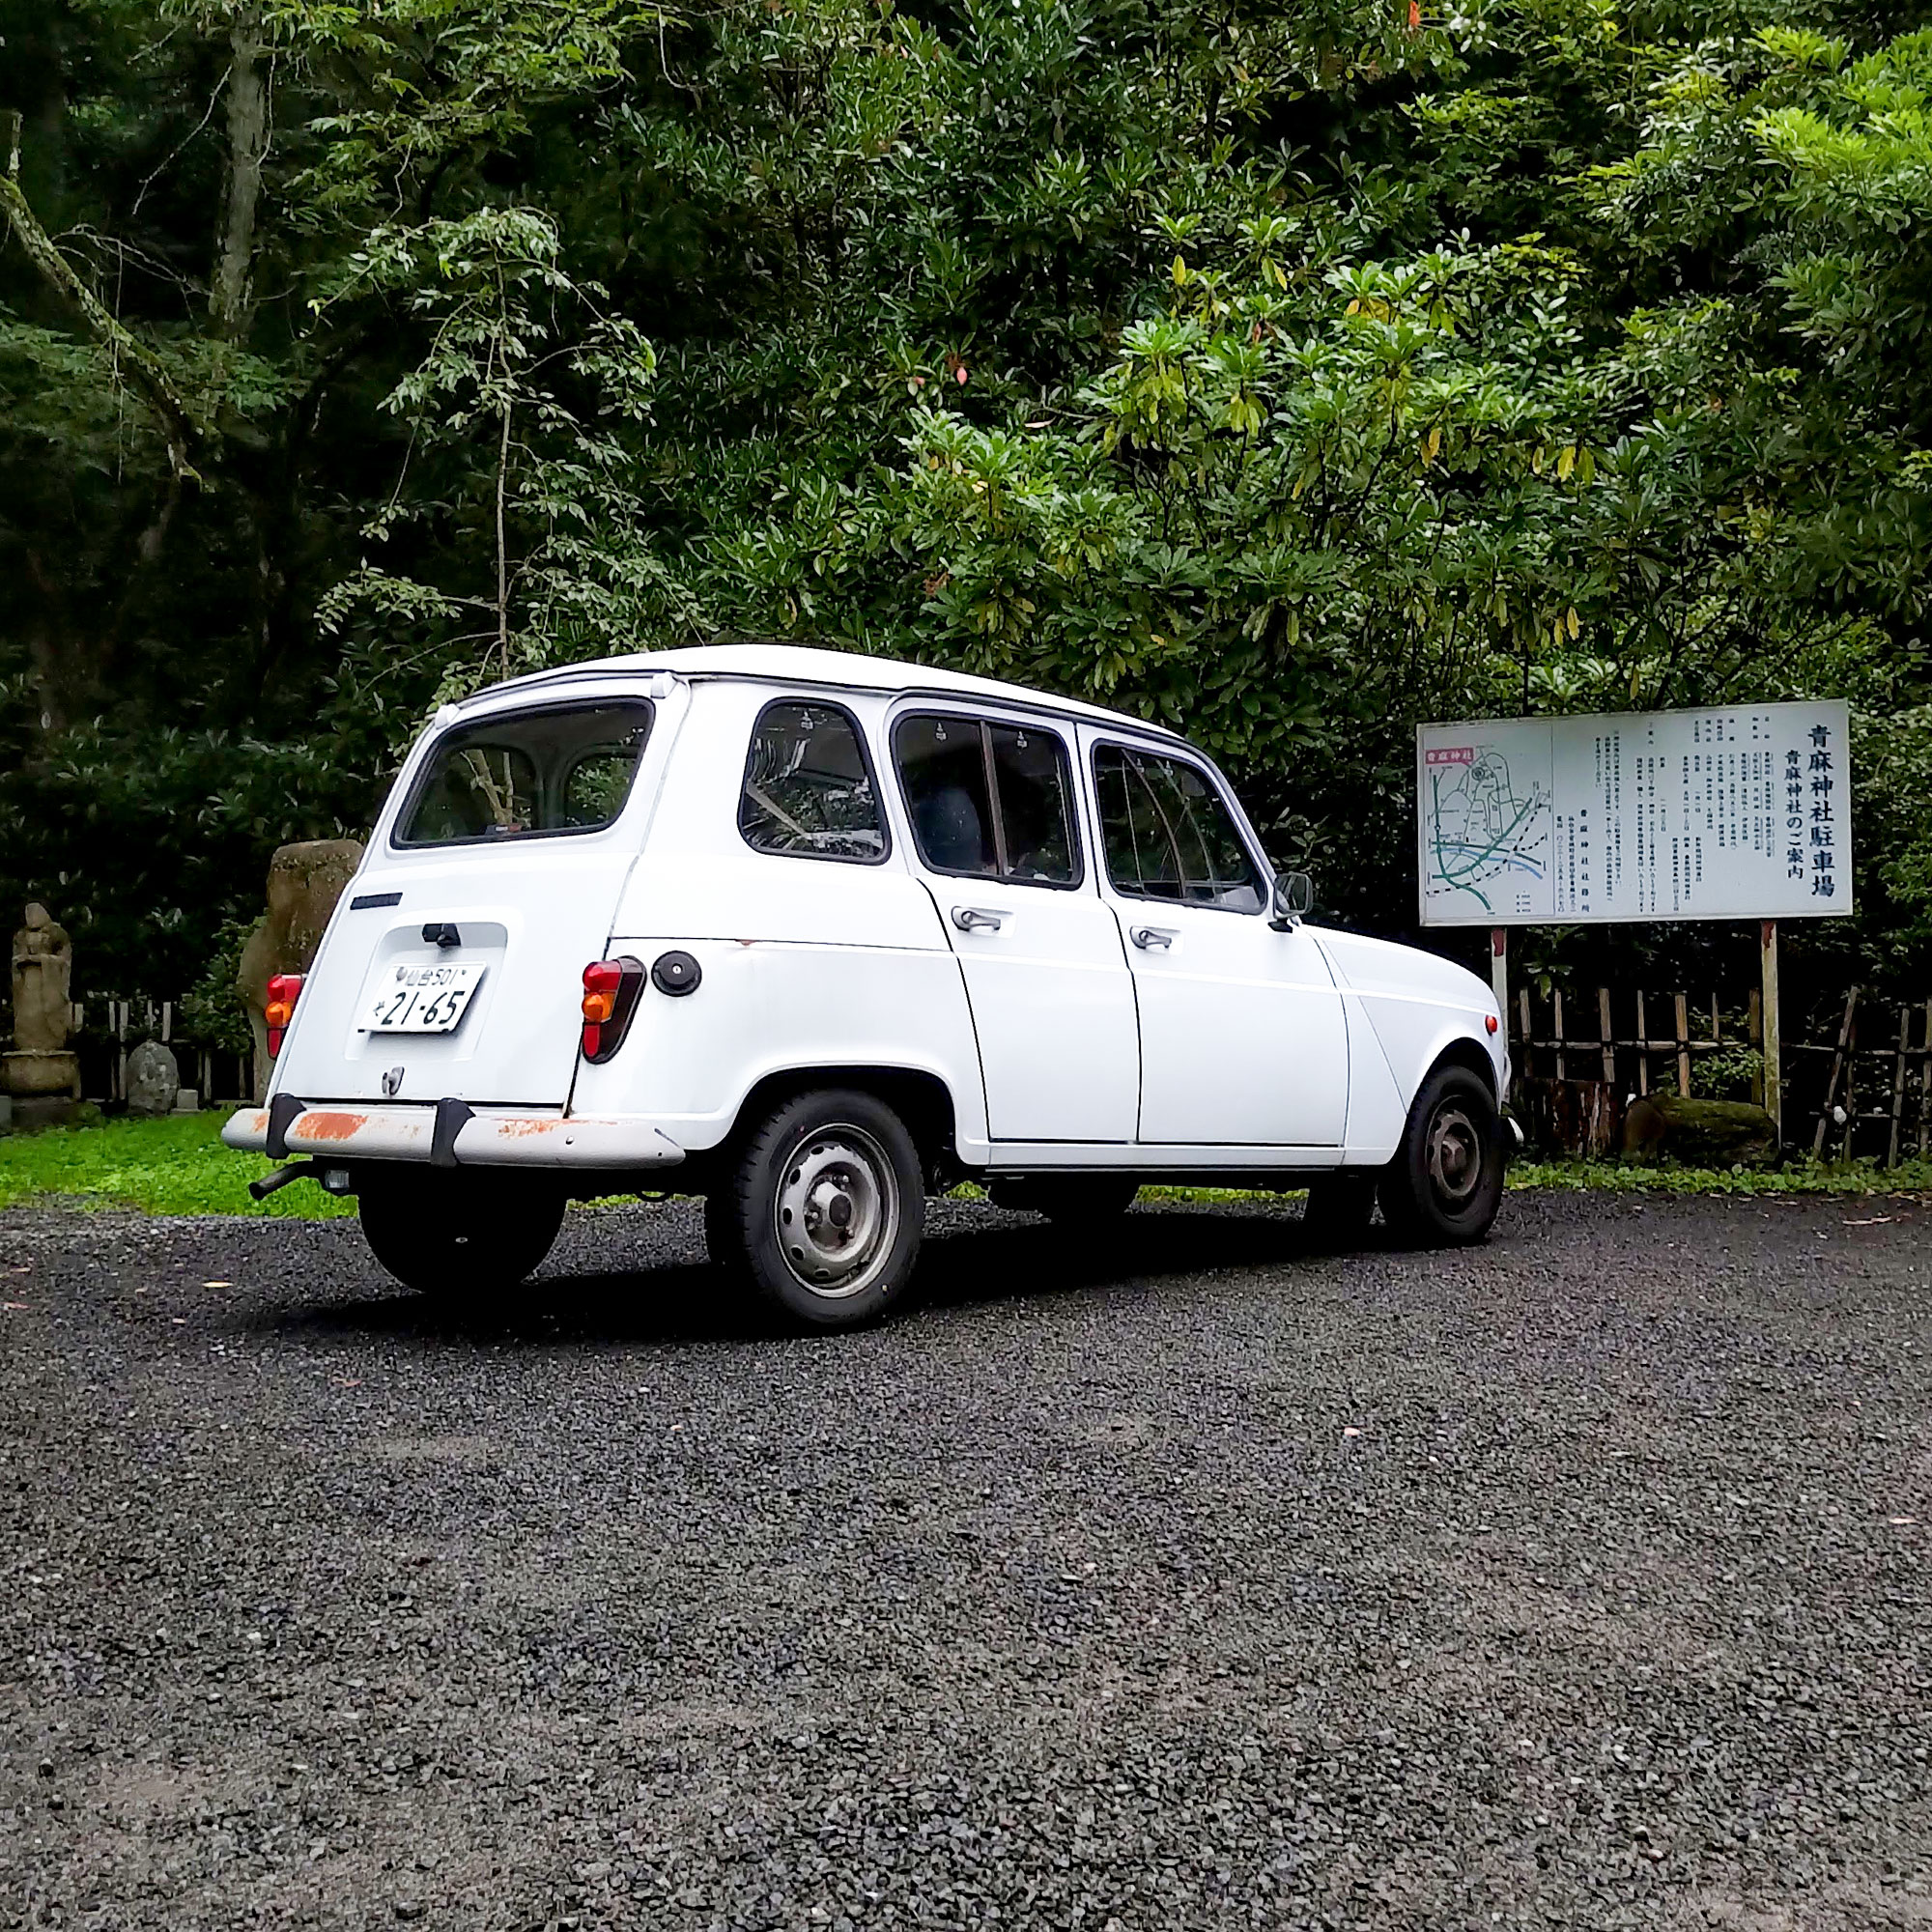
[1518,1078,1624,1158]
[495,392,512,679]
[210,7,267,342]
[0,115,201,479]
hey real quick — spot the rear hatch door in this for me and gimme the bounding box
[274,684,680,1107]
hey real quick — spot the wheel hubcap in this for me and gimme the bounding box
[1426,1103,1483,1207]
[774,1125,898,1299]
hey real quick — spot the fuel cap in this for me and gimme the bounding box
[651,950,701,997]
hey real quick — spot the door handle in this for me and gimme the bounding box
[952,906,1009,933]
[1130,925,1177,950]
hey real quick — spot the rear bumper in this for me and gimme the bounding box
[222,1102,685,1171]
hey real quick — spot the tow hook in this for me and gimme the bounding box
[248,1161,355,1203]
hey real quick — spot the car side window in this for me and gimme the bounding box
[1093,745,1264,913]
[894,713,1080,887]
[739,699,888,863]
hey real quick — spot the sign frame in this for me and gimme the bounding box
[1415,700,1852,930]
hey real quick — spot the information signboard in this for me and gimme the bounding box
[1417,701,1852,926]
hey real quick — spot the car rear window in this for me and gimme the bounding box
[396,700,653,846]
[894,713,1080,886]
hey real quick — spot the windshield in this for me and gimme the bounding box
[395,700,653,846]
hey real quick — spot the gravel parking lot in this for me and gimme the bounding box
[2,1191,1929,1931]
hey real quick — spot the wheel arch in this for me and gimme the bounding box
[1423,1033,1500,1100]
[726,1064,961,1175]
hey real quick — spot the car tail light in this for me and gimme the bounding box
[581,957,645,1064]
[265,974,303,1057]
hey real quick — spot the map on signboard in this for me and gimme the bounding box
[1421,740,1554,919]
[1415,702,1853,925]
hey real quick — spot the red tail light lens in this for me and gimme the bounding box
[265,973,303,1057]
[581,957,645,1064]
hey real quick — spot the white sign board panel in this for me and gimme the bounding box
[1417,701,1851,926]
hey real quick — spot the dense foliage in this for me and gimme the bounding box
[5,0,1932,1015]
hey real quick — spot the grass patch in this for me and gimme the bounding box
[2,1113,1926,1220]
[1507,1154,1932,1197]
[0,1110,354,1219]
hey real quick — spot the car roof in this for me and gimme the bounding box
[462,641,1184,740]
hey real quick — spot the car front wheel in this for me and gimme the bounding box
[357,1167,566,1298]
[709,1090,926,1330]
[1378,1065,1505,1246]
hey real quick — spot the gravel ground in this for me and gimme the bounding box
[1,1190,1929,1932]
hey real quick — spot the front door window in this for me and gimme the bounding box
[1093,745,1263,912]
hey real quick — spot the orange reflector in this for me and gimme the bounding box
[582,990,616,1023]
[1486,1013,1499,1035]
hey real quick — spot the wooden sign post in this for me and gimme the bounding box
[1760,920,1781,1142]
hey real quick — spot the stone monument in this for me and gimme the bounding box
[4,902,82,1125]
[125,1037,183,1117]
[237,839,365,1101]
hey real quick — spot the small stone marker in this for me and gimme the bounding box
[125,1039,182,1117]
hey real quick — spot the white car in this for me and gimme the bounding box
[227,643,1509,1326]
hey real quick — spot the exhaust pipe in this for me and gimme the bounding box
[248,1160,319,1203]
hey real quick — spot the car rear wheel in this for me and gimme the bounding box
[358,1167,566,1298]
[709,1090,925,1330]
[987,1176,1140,1222]
[1378,1065,1505,1246]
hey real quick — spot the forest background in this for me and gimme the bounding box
[5,0,1932,1039]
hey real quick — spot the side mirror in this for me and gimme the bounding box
[1269,870,1314,931]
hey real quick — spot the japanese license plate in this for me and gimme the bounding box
[363,961,484,1034]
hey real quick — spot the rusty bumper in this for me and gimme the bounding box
[221,1102,684,1170]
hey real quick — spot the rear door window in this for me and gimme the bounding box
[739,700,888,862]
[397,700,653,846]
[894,713,1080,886]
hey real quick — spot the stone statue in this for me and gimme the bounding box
[5,902,82,1110]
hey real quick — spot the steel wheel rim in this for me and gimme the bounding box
[1426,1102,1484,1208]
[773,1122,898,1299]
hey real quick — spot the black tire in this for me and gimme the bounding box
[1378,1064,1506,1246]
[1302,1172,1378,1248]
[357,1167,565,1298]
[702,1186,739,1275]
[986,1176,1140,1221]
[710,1089,925,1331]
